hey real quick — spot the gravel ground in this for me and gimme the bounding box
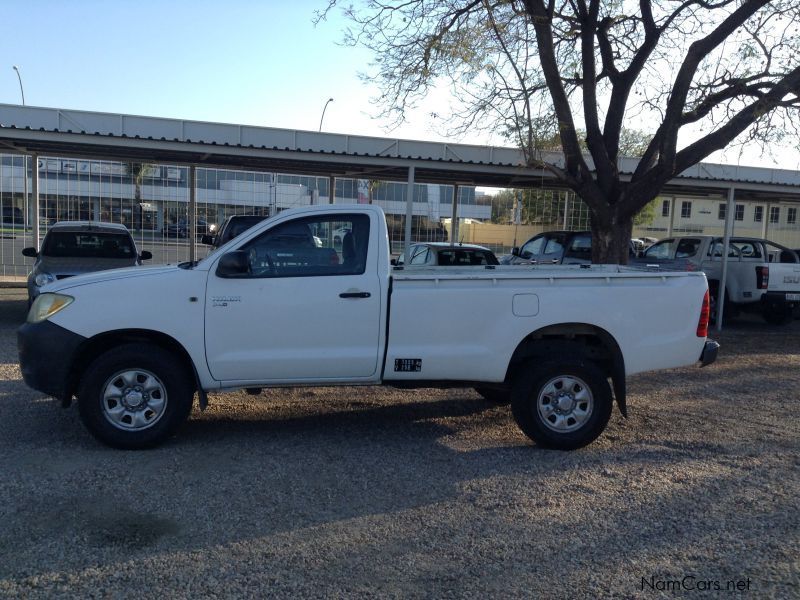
[0,286,798,598]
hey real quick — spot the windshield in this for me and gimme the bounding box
[42,231,136,259]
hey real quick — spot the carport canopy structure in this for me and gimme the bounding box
[2,103,800,331]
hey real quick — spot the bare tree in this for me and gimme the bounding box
[319,0,800,262]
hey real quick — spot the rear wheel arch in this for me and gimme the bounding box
[505,323,627,417]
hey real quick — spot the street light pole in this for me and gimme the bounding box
[319,98,333,132]
[12,65,25,105]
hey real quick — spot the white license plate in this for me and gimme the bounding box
[786,293,800,301]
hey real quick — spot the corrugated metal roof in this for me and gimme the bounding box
[1,103,799,193]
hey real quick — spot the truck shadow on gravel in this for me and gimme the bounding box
[0,393,617,580]
[2,388,797,596]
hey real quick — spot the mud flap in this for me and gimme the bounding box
[612,364,627,418]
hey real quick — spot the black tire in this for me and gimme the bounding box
[511,358,612,450]
[78,343,194,449]
[708,282,735,324]
[763,307,792,326]
[474,386,511,405]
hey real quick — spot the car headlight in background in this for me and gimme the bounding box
[209,224,218,232]
[34,272,56,287]
[27,293,74,324]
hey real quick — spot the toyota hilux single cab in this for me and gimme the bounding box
[19,205,718,451]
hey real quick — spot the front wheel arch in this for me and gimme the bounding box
[66,329,199,403]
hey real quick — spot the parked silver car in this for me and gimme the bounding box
[22,221,151,305]
[393,242,499,267]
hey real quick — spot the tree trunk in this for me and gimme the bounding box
[590,210,633,264]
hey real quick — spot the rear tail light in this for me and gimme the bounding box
[697,290,710,337]
[756,265,769,289]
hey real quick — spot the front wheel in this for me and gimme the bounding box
[511,359,612,450]
[78,343,194,449]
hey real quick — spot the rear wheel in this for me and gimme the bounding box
[763,306,792,326]
[709,282,735,324]
[511,358,612,450]
[474,386,511,405]
[78,343,194,449]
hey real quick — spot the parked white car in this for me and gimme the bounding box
[19,205,717,450]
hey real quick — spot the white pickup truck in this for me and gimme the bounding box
[636,236,800,324]
[18,205,718,451]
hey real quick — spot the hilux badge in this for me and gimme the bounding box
[211,295,241,307]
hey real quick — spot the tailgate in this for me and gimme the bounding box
[767,263,800,299]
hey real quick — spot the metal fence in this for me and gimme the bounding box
[2,153,800,279]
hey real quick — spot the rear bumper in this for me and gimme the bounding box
[761,291,800,314]
[699,339,719,367]
[18,320,86,400]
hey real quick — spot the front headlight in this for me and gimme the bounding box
[34,272,56,287]
[27,293,74,324]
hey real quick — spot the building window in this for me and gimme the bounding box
[661,199,670,217]
[734,204,744,221]
[681,201,691,219]
[718,203,726,220]
[788,207,797,225]
[770,206,780,224]
[754,206,763,223]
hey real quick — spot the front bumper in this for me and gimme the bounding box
[18,320,86,400]
[699,339,720,367]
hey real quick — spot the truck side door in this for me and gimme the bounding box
[541,233,567,263]
[204,212,382,383]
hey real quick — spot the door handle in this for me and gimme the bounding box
[339,291,371,299]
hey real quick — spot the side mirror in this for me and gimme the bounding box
[520,250,532,259]
[216,251,251,278]
[139,250,153,261]
[511,246,520,257]
[637,250,645,259]
[22,247,38,258]
[201,234,215,246]
[390,258,397,266]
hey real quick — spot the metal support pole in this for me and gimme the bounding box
[328,175,335,204]
[717,187,735,332]
[667,196,676,237]
[22,155,28,231]
[404,166,415,259]
[189,165,197,263]
[450,184,459,245]
[32,153,40,250]
[562,193,569,229]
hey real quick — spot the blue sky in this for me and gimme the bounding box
[1,0,796,170]
[0,1,445,139]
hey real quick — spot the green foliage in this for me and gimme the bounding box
[633,198,658,227]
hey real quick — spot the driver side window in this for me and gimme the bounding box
[240,213,370,278]
[521,235,545,258]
